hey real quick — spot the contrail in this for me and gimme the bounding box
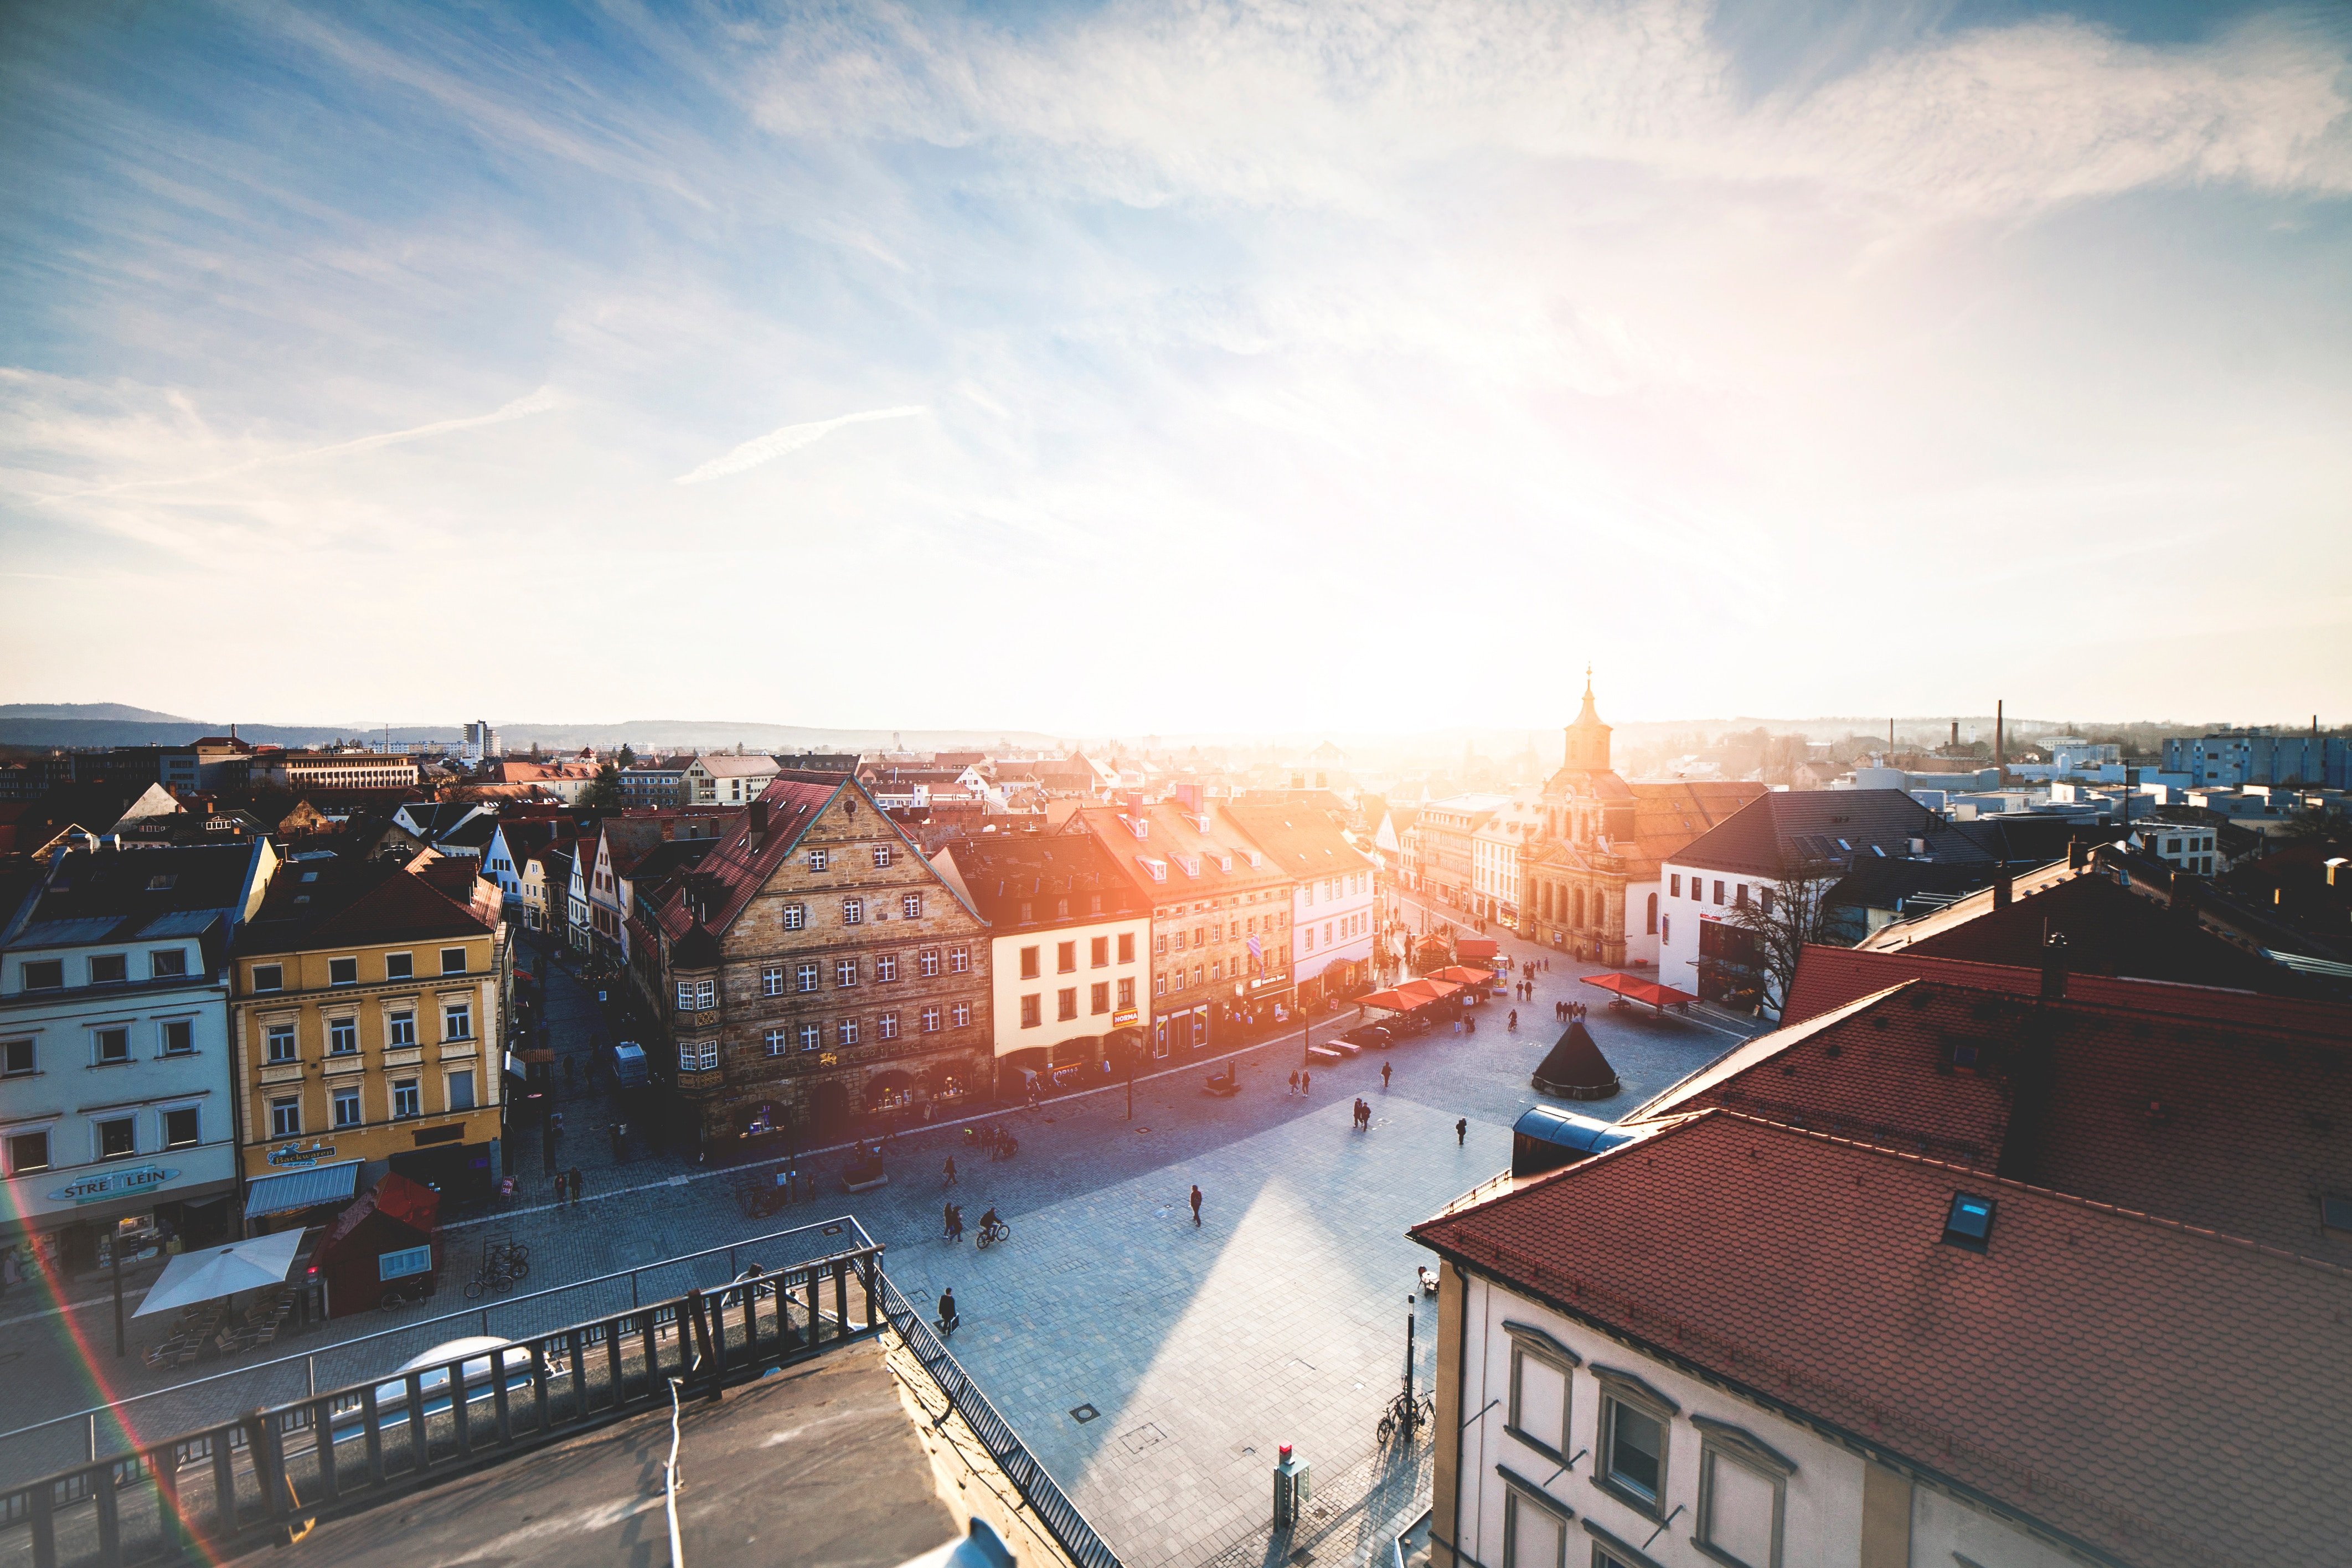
[673,405,925,485]
[40,386,566,503]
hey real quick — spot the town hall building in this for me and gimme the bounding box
[1519,675,1764,967]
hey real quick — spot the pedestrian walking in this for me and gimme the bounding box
[1456,1117,1468,1146]
[1189,1184,1203,1226]
[943,1200,958,1240]
[568,1167,583,1206]
[944,1156,958,1187]
[1381,1060,1392,1090]
[1452,1018,1461,1038]
[1288,1069,1299,1097]
[1301,1071,1311,1097]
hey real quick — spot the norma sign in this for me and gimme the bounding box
[49,1166,180,1205]
[1111,1008,1140,1027]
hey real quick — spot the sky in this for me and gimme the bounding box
[2,0,2349,736]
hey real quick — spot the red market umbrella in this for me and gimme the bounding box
[1580,972,1698,1013]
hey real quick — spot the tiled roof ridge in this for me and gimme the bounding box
[1619,983,1913,1121]
[1700,1107,2352,1280]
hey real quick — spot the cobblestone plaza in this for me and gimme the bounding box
[0,910,1755,1566]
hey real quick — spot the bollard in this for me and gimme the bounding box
[1273,1442,1310,1528]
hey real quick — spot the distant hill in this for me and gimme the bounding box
[0,703,203,725]
[0,707,1066,754]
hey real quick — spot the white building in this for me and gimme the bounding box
[0,840,278,1268]
[1470,797,1545,926]
[935,834,1154,1094]
[461,720,499,765]
[2130,822,2217,876]
[1224,803,1377,1010]
[1656,790,1941,1010]
[253,750,422,792]
[688,752,782,806]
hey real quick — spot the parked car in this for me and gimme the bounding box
[1342,1024,1393,1049]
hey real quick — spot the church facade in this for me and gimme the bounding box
[1519,677,1765,967]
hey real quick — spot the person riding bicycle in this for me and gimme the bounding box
[979,1206,1000,1233]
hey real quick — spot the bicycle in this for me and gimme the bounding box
[378,1276,436,1313]
[974,1218,1011,1250]
[1376,1388,1435,1446]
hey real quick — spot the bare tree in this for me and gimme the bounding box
[1717,853,1845,1017]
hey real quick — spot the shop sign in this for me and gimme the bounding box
[266,1140,337,1168]
[1111,1008,1140,1027]
[50,1165,180,1205]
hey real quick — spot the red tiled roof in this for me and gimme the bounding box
[1219,803,1370,876]
[942,834,1152,927]
[1631,975,2352,1264]
[236,857,492,956]
[1056,803,1293,899]
[1413,1110,2352,1568]
[1784,943,2352,1035]
[646,776,963,943]
[1859,868,2312,993]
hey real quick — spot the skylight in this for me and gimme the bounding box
[1942,1193,1995,1252]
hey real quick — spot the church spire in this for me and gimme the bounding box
[1564,668,1612,771]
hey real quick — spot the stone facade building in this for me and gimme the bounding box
[644,774,992,1151]
[1520,675,1763,967]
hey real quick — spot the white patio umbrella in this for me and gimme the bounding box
[132,1229,306,1318]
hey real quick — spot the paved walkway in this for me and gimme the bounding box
[0,911,1758,1565]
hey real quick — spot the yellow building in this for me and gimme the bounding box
[230,853,508,1223]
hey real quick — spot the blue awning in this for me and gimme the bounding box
[244,1159,362,1218]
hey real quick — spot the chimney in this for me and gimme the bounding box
[2067,836,2090,871]
[1994,702,2004,782]
[1993,866,2013,909]
[2040,932,2068,1001]
[1950,721,1959,749]
[749,800,768,837]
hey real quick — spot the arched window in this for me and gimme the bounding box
[1646,893,1658,935]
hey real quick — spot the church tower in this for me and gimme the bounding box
[1563,667,1612,772]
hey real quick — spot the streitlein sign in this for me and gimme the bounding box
[48,1165,181,1206]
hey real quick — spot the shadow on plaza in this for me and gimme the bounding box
[891,1087,1456,1557]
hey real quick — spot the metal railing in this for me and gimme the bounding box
[0,1218,874,1485]
[877,1276,1124,1568]
[0,1219,888,1568]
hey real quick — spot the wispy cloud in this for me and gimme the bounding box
[672,405,927,484]
[2,2,2348,728]
[36,386,568,504]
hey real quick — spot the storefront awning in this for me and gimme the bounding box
[244,1159,362,1219]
